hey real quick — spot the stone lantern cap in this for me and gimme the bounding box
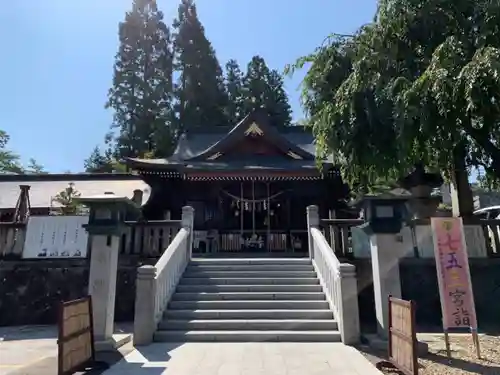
[75,192,141,209]
[398,163,443,191]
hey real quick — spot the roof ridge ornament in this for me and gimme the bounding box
[287,150,303,160]
[206,152,223,160]
[244,122,264,136]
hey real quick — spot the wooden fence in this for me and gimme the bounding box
[0,223,27,259]
[0,217,183,260]
[320,218,364,259]
[320,216,500,259]
[121,220,182,257]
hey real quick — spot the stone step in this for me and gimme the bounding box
[190,258,311,265]
[187,264,314,271]
[176,284,323,293]
[153,330,342,342]
[169,300,329,310]
[179,277,320,285]
[164,309,334,320]
[183,271,316,278]
[158,319,338,331]
[172,292,326,301]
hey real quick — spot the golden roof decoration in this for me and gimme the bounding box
[244,122,264,136]
[206,152,223,160]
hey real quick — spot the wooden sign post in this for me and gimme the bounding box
[57,296,109,375]
[377,296,419,375]
[431,217,481,359]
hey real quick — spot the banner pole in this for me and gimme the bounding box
[471,328,481,359]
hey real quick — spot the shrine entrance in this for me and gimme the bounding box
[217,181,288,252]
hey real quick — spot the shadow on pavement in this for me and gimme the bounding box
[0,325,57,341]
[134,342,186,363]
[5,345,134,375]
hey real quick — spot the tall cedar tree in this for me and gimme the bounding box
[224,59,245,124]
[242,56,292,127]
[106,0,175,160]
[84,146,114,173]
[173,0,228,130]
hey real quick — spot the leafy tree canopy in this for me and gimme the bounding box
[51,182,85,215]
[0,130,46,174]
[286,0,500,192]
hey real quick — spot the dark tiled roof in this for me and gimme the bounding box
[126,109,332,172]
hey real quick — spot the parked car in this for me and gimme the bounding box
[474,206,500,253]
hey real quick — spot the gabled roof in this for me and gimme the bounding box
[183,109,315,161]
[125,109,336,174]
[170,125,318,161]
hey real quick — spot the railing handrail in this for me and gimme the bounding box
[155,228,189,272]
[311,227,340,270]
[133,206,194,346]
[321,219,364,225]
[308,205,360,345]
[124,220,182,226]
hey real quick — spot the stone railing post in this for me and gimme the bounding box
[339,263,360,345]
[181,206,195,260]
[133,265,157,346]
[307,205,320,259]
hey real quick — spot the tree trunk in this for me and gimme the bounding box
[450,146,475,217]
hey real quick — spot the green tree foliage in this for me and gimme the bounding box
[92,0,296,167]
[0,130,24,174]
[52,182,84,215]
[0,130,46,174]
[173,0,228,130]
[106,0,175,160]
[25,158,47,174]
[224,59,245,124]
[243,56,292,127]
[287,0,500,209]
[84,146,114,173]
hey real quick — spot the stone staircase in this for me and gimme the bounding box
[154,257,341,342]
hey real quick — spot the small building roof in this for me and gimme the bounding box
[0,173,150,209]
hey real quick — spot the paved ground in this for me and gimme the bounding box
[0,324,132,375]
[103,342,383,375]
[0,325,58,375]
[0,325,383,375]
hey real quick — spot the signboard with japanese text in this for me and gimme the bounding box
[430,217,477,330]
[22,216,89,259]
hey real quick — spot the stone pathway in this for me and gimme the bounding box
[0,325,383,375]
[0,324,132,375]
[103,342,383,375]
[0,325,57,375]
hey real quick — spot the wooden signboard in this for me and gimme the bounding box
[387,296,418,375]
[57,297,95,375]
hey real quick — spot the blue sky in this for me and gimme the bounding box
[0,0,377,172]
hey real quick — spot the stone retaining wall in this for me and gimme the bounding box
[0,259,154,326]
[354,258,500,329]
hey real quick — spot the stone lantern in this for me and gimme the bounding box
[398,163,443,219]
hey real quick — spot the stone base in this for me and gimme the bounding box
[95,333,132,352]
[362,334,429,356]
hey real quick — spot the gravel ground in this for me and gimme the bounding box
[358,333,500,374]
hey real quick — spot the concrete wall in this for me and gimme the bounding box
[0,259,154,326]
